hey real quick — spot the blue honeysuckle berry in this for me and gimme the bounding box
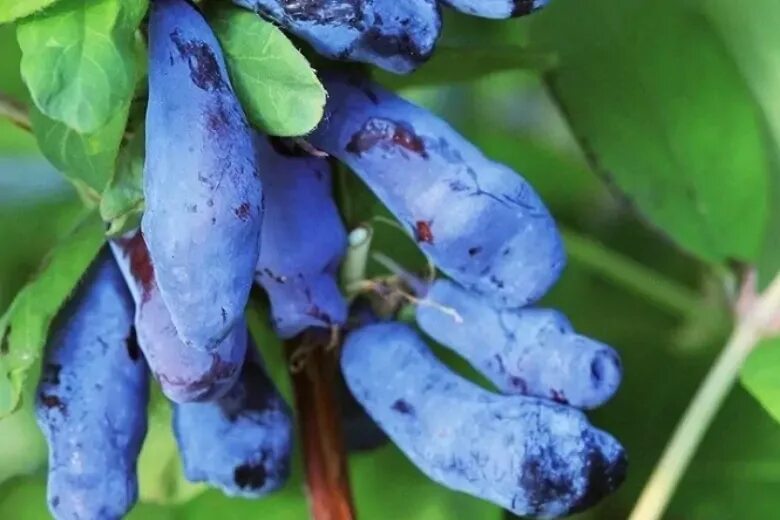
[231,0,441,74]
[173,340,293,498]
[110,232,245,403]
[253,137,348,339]
[442,0,548,19]
[144,0,263,352]
[36,249,149,520]
[309,72,566,309]
[341,322,626,518]
[416,279,622,409]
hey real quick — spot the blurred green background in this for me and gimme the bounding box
[2,0,780,518]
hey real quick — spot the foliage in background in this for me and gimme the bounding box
[1,0,780,518]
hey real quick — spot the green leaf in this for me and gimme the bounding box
[699,0,780,286]
[741,336,780,423]
[0,0,60,24]
[531,0,770,263]
[0,211,105,417]
[378,45,555,89]
[138,387,206,505]
[209,6,326,137]
[17,0,147,133]
[29,103,129,194]
[100,124,144,236]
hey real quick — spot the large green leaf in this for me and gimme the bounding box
[531,0,770,263]
[209,6,326,137]
[699,0,780,285]
[29,103,129,195]
[379,46,554,89]
[0,211,105,418]
[0,0,60,24]
[17,0,147,133]
[740,337,780,423]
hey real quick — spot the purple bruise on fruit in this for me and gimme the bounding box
[442,0,548,19]
[231,0,441,74]
[417,279,622,409]
[110,232,245,403]
[36,249,149,520]
[173,342,293,497]
[144,0,263,351]
[253,137,348,339]
[341,322,626,517]
[309,73,565,309]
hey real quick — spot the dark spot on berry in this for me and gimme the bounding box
[40,393,66,413]
[117,232,155,303]
[569,438,627,513]
[391,399,415,416]
[234,463,267,490]
[170,30,226,92]
[468,246,482,256]
[234,202,251,221]
[126,329,141,362]
[414,220,434,244]
[205,105,231,134]
[550,389,568,405]
[42,363,62,386]
[51,496,59,508]
[346,118,428,158]
[511,1,536,17]
[510,376,528,393]
[221,307,228,324]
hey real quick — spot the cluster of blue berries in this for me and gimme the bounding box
[34,0,626,518]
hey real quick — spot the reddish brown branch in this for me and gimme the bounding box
[0,93,31,132]
[287,330,356,520]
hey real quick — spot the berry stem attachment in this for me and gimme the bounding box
[629,271,780,520]
[0,92,31,132]
[286,330,356,520]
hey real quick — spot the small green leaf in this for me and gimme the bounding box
[100,124,144,236]
[138,387,206,505]
[741,337,780,423]
[531,0,770,263]
[0,211,106,418]
[17,0,147,133]
[29,103,129,194]
[209,6,326,137]
[378,45,555,89]
[0,0,60,24]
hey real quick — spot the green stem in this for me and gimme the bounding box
[0,93,30,132]
[629,272,780,520]
[562,228,702,316]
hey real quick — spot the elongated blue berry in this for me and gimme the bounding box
[144,0,263,351]
[442,0,548,18]
[309,73,565,308]
[341,323,626,517]
[110,232,245,402]
[231,0,441,74]
[254,137,347,338]
[417,279,621,409]
[173,342,293,497]
[36,249,149,520]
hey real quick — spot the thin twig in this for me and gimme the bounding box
[0,93,31,132]
[286,330,356,520]
[629,272,780,520]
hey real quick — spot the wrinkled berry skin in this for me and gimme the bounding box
[254,137,348,339]
[442,0,548,18]
[144,0,263,351]
[341,323,626,518]
[417,280,621,409]
[36,249,149,520]
[310,74,565,309]
[110,233,245,402]
[173,343,293,498]
[232,0,441,74]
